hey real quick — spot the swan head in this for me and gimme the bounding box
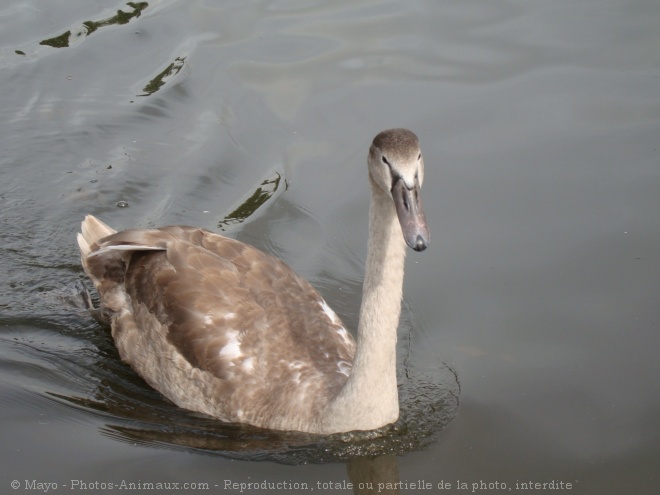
[368,129,429,252]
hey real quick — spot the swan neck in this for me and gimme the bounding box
[358,181,407,343]
[321,180,406,432]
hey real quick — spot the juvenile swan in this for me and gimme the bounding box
[78,129,429,434]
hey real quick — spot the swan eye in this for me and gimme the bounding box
[381,156,391,167]
[418,153,422,161]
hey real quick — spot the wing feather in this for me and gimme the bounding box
[84,223,355,426]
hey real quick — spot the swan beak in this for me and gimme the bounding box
[392,177,429,252]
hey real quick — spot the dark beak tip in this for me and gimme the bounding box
[413,235,428,252]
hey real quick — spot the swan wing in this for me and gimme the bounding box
[81,219,354,426]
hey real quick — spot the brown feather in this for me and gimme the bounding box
[80,218,354,430]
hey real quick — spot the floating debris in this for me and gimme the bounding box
[116,201,129,208]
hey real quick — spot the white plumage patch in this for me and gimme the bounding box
[336,327,351,346]
[337,360,351,376]
[219,330,242,359]
[320,300,340,324]
[242,357,255,373]
[320,300,352,346]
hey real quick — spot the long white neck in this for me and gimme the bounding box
[320,179,407,433]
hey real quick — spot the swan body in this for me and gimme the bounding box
[78,129,429,434]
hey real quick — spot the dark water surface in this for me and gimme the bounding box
[1,0,659,493]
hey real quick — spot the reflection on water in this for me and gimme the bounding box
[347,456,400,495]
[139,56,187,97]
[38,2,149,49]
[38,31,72,49]
[38,294,458,465]
[20,1,184,99]
[218,172,287,231]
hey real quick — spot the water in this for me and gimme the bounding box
[1,0,659,493]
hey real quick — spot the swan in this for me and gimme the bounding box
[77,128,429,434]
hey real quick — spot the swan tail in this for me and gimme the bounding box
[77,215,116,257]
[78,216,172,316]
[78,215,130,316]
